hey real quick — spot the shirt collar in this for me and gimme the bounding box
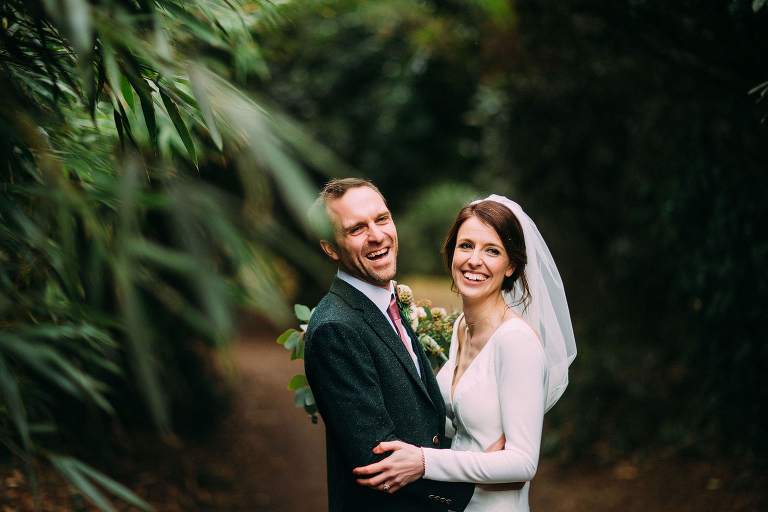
[336,269,394,317]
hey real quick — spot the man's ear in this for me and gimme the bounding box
[320,240,340,262]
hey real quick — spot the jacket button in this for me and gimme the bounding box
[432,435,440,446]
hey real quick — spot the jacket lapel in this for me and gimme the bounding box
[400,312,427,381]
[330,278,435,407]
[401,310,445,416]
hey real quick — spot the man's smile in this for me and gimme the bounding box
[366,247,390,260]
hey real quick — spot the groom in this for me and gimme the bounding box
[304,178,475,512]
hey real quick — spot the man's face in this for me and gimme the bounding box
[321,186,398,287]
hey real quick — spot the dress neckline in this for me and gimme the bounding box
[449,313,519,403]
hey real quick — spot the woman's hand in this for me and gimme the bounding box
[352,441,424,494]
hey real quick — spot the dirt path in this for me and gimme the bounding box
[211,332,328,511]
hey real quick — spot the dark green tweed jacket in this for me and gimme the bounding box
[304,278,475,512]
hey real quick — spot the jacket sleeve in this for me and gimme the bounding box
[422,326,546,483]
[305,321,474,511]
[305,321,398,467]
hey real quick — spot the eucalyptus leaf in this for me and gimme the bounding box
[283,331,301,351]
[276,328,297,345]
[288,374,308,390]
[294,304,311,322]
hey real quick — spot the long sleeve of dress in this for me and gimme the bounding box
[422,325,547,483]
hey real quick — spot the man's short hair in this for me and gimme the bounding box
[309,178,385,242]
[318,177,383,204]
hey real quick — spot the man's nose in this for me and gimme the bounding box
[368,222,385,242]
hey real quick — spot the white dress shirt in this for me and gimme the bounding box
[336,270,421,376]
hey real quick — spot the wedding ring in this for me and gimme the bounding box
[383,483,390,491]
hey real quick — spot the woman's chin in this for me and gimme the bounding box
[457,284,494,302]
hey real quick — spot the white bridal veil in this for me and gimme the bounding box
[473,194,577,412]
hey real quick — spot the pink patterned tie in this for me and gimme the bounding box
[387,294,415,358]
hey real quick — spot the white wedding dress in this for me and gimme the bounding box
[422,315,548,512]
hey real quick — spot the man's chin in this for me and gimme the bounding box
[362,266,397,287]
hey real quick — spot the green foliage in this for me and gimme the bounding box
[276,306,317,422]
[1,0,338,508]
[258,0,490,211]
[397,182,480,275]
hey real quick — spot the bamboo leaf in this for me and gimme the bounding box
[0,355,31,451]
[62,0,92,56]
[159,87,197,166]
[188,66,223,150]
[116,101,137,147]
[160,2,227,48]
[0,333,115,413]
[0,334,79,397]
[127,238,200,274]
[70,458,152,511]
[120,75,136,112]
[126,74,158,150]
[101,40,127,111]
[49,455,117,512]
[114,258,169,432]
[88,62,105,122]
[16,324,113,344]
[114,157,170,432]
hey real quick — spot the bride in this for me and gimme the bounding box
[353,195,577,511]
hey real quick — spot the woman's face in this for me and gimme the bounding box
[451,215,514,302]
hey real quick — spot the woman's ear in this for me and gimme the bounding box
[505,265,515,278]
[320,240,340,262]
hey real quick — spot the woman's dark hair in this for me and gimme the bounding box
[442,200,531,309]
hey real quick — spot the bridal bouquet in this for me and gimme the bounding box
[395,283,456,372]
[277,283,458,420]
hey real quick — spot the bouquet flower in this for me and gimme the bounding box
[396,283,457,372]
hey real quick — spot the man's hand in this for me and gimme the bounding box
[353,441,424,494]
[485,434,506,453]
